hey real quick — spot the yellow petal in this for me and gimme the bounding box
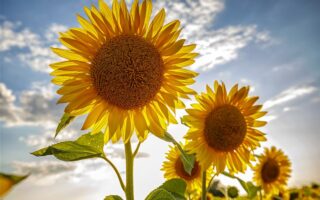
[161,39,185,56]
[51,47,89,62]
[146,8,165,40]
[82,101,105,130]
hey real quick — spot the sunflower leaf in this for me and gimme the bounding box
[104,195,123,200]
[222,172,260,199]
[145,179,187,200]
[55,113,76,138]
[160,132,195,175]
[246,182,261,199]
[159,179,187,200]
[145,189,176,200]
[32,132,105,161]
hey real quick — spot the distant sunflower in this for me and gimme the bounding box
[0,176,13,197]
[161,145,211,193]
[50,0,198,143]
[193,192,215,200]
[253,146,291,195]
[183,81,267,173]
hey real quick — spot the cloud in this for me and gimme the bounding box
[264,85,317,109]
[193,25,270,71]
[0,21,64,73]
[0,21,40,51]
[1,82,149,161]
[19,129,78,149]
[11,159,109,185]
[45,23,68,42]
[105,144,149,159]
[0,82,62,128]
[154,0,224,32]
[1,1,271,73]
[0,83,22,123]
[152,0,272,71]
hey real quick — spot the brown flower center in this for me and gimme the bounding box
[204,105,247,152]
[261,159,280,183]
[175,156,200,181]
[90,35,164,109]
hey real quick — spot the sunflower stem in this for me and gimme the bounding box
[125,141,134,200]
[259,189,262,200]
[102,155,125,192]
[201,171,207,200]
[133,142,141,158]
[206,174,216,191]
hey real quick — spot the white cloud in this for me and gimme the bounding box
[0,83,21,123]
[105,144,149,159]
[1,1,271,73]
[0,82,61,128]
[45,23,67,42]
[11,159,110,186]
[0,21,40,51]
[154,0,224,33]
[18,45,59,73]
[152,0,272,71]
[0,21,64,73]
[260,115,278,122]
[264,85,317,109]
[192,25,270,71]
[19,129,78,149]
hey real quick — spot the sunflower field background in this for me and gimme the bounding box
[0,0,320,200]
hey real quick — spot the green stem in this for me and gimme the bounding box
[259,189,262,200]
[206,174,216,191]
[125,141,134,200]
[132,142,141,158]
[201,171,207,200]
[102,156,125,192]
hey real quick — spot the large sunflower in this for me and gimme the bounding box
[183,81,267,173]
[253,146,291,195]
[161,145,211,193]
[50,0,198,143]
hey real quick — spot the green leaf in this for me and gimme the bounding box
[104,195,123,200]
[222,172,260,199]
[159,179,186,200]
[246,182,260,199]
[145,189,176,200]
[32,132,104,161]
[157,132,195,175]
[145,179,187,200]
[55,113,76,138]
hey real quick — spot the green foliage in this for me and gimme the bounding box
[157,132,195,175]
[0,172,28,185]
[55,113,76,138]
[32,132,105,161]
[207,180,225,197]
[145,179,187,200]
[104,195,123,200]
[227,186,239,198]
[222,172,260,199]
[145,189,176,200]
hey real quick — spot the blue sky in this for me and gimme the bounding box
[1,0,320,199]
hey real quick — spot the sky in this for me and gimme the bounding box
[0,0,320,199]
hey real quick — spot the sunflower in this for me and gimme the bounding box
[50,0,198,143]
[183,81,267,173]
[253,146,291,195]
[161,145,211,193]
[0,176,13,197]
[192,192,215,200]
